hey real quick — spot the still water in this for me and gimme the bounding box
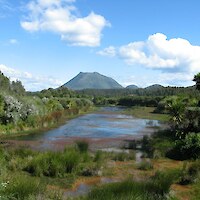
[14,107,162,142]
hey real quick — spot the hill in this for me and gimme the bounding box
[126,85,139,89]
[63,72,123,90]
[145,84,164,90]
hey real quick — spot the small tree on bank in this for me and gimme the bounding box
[193,73,200,91]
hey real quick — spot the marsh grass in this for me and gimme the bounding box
[137,160,153,170]
[112,151,135,161]
[2,173,45,200]
[124,107,169,122]
[85,170,179,200]
[25,148,81,177]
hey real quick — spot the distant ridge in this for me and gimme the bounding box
[126,85,139,89]
[145,84,164,90]
[63,72,123,90]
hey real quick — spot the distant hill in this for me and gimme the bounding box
[63,72,123,90]
[126,85,139,89]
[145,84,164,90]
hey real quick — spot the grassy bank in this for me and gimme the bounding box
[124,106,169,122]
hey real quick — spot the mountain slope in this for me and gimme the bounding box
[63,72,123,90]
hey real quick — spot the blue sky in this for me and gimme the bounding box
[0,0,200,91]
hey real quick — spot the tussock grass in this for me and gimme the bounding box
[83,170,179,200]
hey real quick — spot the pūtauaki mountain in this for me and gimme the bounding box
[63,72,123,90]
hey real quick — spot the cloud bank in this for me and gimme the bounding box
[0,64,62,91]
[21,0,110,46]
[98,33,200,85]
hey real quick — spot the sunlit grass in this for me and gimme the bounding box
[124,106,169,121]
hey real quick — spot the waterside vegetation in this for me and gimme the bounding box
[0,72,200,199]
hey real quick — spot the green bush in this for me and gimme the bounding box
[167,133,200,160]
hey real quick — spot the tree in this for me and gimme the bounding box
[193,73,200,91]
[0,72,10,91]
[11,80,25,95]
[166,96,186,131]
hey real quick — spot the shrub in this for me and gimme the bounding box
[167,133,200,160]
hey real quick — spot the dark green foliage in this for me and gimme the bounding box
[76,140,89,153]
[193,73,200,91]
[77,85,198,98]
[118,96,161,107]
[167,133,200,160]
[141,135,154,157]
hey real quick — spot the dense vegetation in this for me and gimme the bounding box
[0,72,93,135]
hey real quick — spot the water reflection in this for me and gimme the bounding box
[13,107,162,142]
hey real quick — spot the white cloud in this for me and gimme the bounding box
[21,0,110,46]
[98,33,200,86]
[118,33,200,73]
[99,33,200,74]
[97,46,116,57]
[0,64,63,91]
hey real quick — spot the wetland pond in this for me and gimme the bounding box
[11,107,165,150]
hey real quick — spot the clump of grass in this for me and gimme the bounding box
[25,147,81,177]
[137,160,153,170]
[178,161,200,185]
[149,170,180,196]
[2,174,45,200]
[86,173,175,200]
[112,151,135,161]
[75,140,89,153]
[94,150,104,163]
